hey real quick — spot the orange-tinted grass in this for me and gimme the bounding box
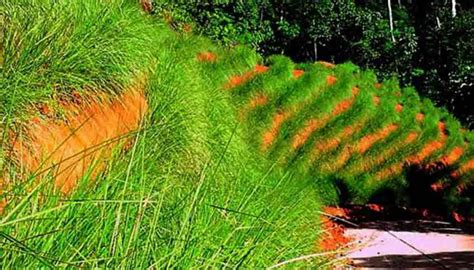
[416,113,425,122]
[356,132,419,174]
[312,123,365,160]
[249,94,268,109]
[351,86,360,96]
[374,83,382,89]
[196,51,217,62]
[315,138,341,153]
[373,96,380,106]
[451,159,474,178]
[294,88,358,150]
[8,88,148,194]
[292,69,304,78]
[262,111,290,151]
[456,184,468,194]
[317,61,335,68]
[332,98,355,117]
[319,216,351,251]
[460,159,474,174]
[239,93,269,119]
[405,132,419,143]
[326,75,337,86]
[224,65,269,89]
[440,146,464,166]
[375,123,446,181]
[36,103,52,116]
[321,146,352,173]
[254,65,269,73]
[292,117,328,149]
[374,162,404,180]
[431,182,446,192]
[395,104,403,113]
[406,122,447,165]
[182,23,193,33]
[357,124,398,154]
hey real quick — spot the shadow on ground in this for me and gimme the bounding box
[351,251,474,269]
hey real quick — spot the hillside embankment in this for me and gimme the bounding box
[0,0,472,268]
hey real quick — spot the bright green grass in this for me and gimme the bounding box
[0,1,331,268]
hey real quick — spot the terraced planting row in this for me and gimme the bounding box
[197,53,474,217]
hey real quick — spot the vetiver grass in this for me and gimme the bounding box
[0,0,331,268]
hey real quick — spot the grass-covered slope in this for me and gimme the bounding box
[0,1,327,268]
[217,56,474,216]
[0,0,472,268]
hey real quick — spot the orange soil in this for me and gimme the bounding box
[8,88,147,194]
[262,111,290,151]
[357,124,398,154]
[225,65,269,89]
[319,207,352,252]
[324,206,350,218]
[374,83,382,89]
[292,69,304,78]
[196,51,217,62]
[367,203,384,212]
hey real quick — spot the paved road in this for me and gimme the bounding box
[345,220,474,269]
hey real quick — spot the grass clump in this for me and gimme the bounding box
[0,1,329,268]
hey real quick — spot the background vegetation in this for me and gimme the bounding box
[155,0,473,128]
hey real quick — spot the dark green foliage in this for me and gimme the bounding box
[155,0,473,128]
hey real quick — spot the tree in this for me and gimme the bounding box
[154,0,473,128]
[388,0,395,42]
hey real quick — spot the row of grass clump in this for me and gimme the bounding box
[0,0,330,268]
[215,51,473,217]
